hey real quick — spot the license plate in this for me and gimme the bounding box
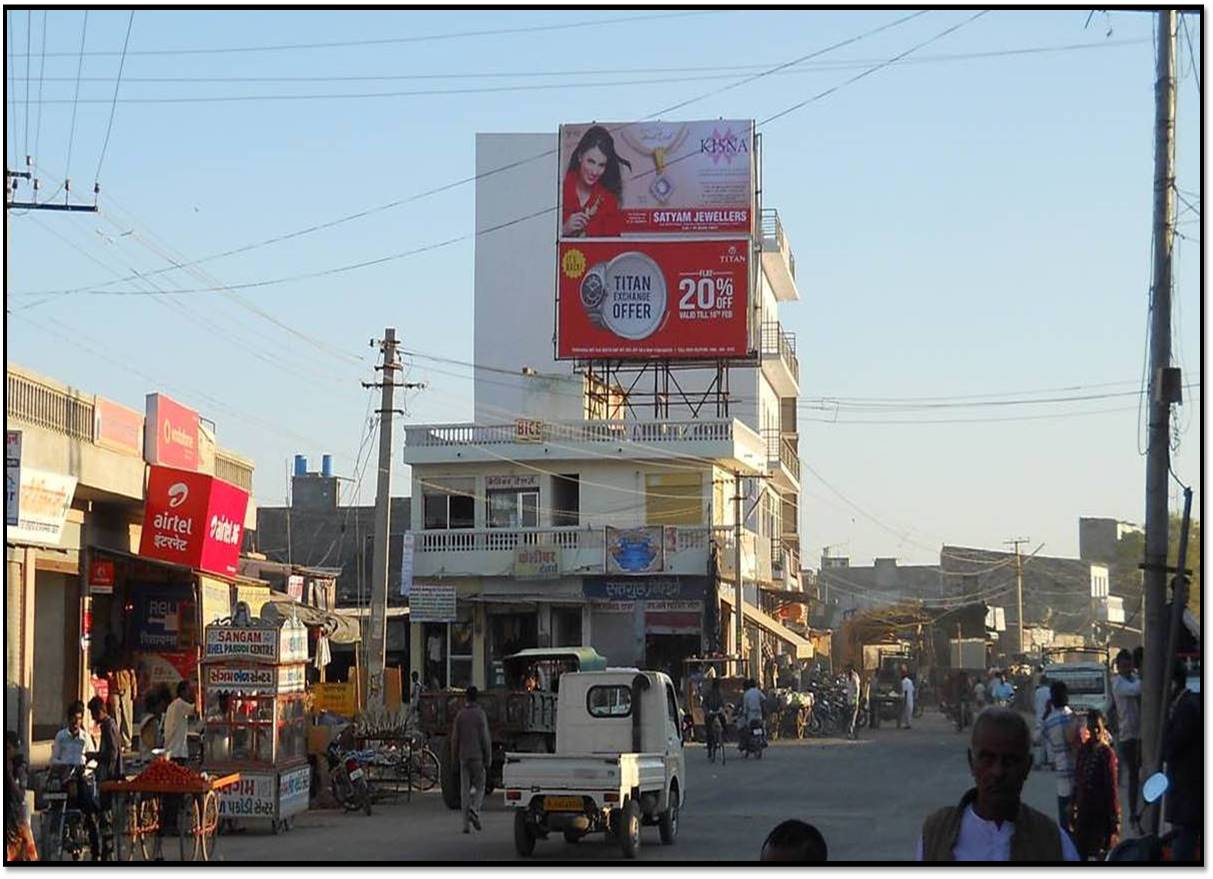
[543,796,584,812]
[44,793,68,801]
[348,768,364,782]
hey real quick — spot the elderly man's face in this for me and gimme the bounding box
[969,721,1031,820]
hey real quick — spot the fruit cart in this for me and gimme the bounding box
[103,758,240,862]
[200,608,310,834]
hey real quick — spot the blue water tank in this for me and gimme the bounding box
[294,454,307,476]
[321,454,333,478]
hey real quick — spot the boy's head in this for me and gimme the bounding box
[761,819,828,862]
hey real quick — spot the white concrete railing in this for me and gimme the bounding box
[7,368,96,443]
[406,419,741,449]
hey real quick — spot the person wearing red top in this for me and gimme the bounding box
[561,125,631,238]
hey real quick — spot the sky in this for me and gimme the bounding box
[4,7,1203,569]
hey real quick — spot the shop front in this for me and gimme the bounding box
[582,575,709,684]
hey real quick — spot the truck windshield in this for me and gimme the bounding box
[1049,672,1106,695]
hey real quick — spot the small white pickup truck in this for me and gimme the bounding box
[502,669,686,859]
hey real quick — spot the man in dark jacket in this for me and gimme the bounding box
[87,696,124,860]
[917,708,1079,861]
[451,687,492,834]
[1161,661,1201,861]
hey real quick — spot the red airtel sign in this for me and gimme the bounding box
[556,239,751,360]
[145,393,200,470]
[139,466,249,577]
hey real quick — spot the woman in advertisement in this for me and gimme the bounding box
[561,125,631,238]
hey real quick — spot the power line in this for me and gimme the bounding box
[11,11,715,57]
[800,384,1203,412]
[1180,13,1200,92]
[94,10,134,187]
[32,11,46,172]
[63,11,88,196]
[7,12,17,170]
[23,10,30,163]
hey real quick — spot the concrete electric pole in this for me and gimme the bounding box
[734,472,744,678]
[1004,538,1030,656]
[1141,8,1179,776]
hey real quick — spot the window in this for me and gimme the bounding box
[587,685,633,718]
[665,684,679,728]
[487,490,539,529]
[423,479,475,529]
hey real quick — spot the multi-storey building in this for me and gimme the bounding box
[403,129,811,690]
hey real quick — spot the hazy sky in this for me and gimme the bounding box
[5,8,1202,567]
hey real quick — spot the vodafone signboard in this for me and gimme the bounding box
[556,239,751,360]
[139,466,249,576]
[145,393,200,470]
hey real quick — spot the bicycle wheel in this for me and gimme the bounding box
[412,749,440,792]
[197,792,219,862]
[179,797,201,862]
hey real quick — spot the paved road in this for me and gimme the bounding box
[212,710,1074,863]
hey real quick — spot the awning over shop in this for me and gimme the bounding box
[721,593,814,659]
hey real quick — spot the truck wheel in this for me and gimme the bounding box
[658,790,679,845]
[439,749,461,811]
[619,800,641,859]
[514,811,536,857]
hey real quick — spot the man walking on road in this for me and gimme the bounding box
[844,664,861,740]
[1032,671,1051,769]
[897,667,915,730]
[1110,649,1142,833]
[916,708,1080,861]
[451,686,491,834]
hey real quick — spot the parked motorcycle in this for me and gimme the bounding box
[325,741,373,815]
[1106,773,1187,862]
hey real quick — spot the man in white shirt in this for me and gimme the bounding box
[50,700,95,766]
[1111,648,1143,831]
[898,667,915,730]
[844,664,862,740]
[1032,671,1051,769]
[162,680,195,761]
[917,708,1080,861]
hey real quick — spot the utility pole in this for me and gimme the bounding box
[1141,8,1179,776]
[733,472,744,678]
[360,329,424,709]
[1004,538,1030,655]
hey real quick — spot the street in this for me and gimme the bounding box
[212,711,1069,863]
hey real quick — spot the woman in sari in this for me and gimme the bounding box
[1072,709,1119,860]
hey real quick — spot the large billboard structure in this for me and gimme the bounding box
[556,119,757,364]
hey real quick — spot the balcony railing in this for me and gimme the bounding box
[762,430,801,483]
[760,321,800,385]
[407,419,744,449]
[416,526,603,553]
[760,209,796,281]
[216,448,255,492]
[7,368,95,443]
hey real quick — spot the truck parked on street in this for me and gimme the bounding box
[503,669,686,859]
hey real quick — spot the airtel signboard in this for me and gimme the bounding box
[139,465,249,576]
[144,393,200,471]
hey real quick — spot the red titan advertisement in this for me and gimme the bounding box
[145,393,200,470]
[556,239,751,360]
[139,465,249,576]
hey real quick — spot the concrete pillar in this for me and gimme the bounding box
[581,604,593,648]
[409,621,423,689]
[632,601,646,668]
[472,604,487,689]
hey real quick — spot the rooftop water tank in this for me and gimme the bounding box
[294,454,307,476]
[322,454,333,478]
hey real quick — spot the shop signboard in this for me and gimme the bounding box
[279,765,311,818]
[485,475,540,491]
[287,574,304,602]
[514,544,560,580]
[583,575,709,602]
[88,558,116,595]
[144,393,201,471]
[278,617,308,663]
[312,681,357,716]
[605,526,665,574]
[138,466,249,577]
[140,651,197,688]
[94,397,144,455]
[399,532,414,598]
[558,120,754,236]
[556,239,751,360]
[205,625,278,661]
[6,467,77,547]
[234,585,271,619]
[207,665,276,692]
[409,583,457,623]
[200,576,232,628]
[217,773,276,819]
[6,430,21,526]
[134,584,195,650]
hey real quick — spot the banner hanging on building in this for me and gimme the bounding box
[409,583,457,622]
[557,239,751,360]
[138,465,249,576]
[6,430,21,527]
[145,393,201,471]
[514,544,560,579]
[94,398,144,455]
[558,120,754,236]
[6,467,77,547]
[400,532,415,597]
[605,526,665,574]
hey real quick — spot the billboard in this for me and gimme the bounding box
[145,393,200,470]
[138,465,249,576]
[6,467,77,547]
[557,239,750,360]
[605,526,665,574]
[559,120,754,236]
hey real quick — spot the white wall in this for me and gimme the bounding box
[474,133,582,424]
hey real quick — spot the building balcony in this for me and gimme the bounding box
[760,321,800,397]
[760,209,799,303]
[762,430,801,490]
[411,525,714,579]
[770,539,802,592]
[713,526,774,585]
[404,418,767,475]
